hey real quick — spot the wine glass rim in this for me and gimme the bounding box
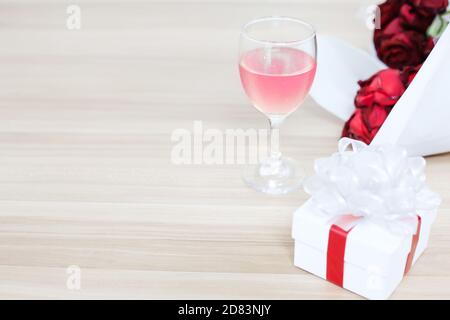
[241,16,316,46]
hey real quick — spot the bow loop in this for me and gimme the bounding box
[304,139,441,235]
[338,137,367,154]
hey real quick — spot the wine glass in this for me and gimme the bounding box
[239,16,317,195]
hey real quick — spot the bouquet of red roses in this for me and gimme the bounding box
[342,0,448,144]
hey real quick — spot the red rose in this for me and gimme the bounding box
[423,36,435,55]
[342,69,412,144]
[400,64,422,86]
[342,110,377,144]
[355,69,406,109]
[378,0,406,28]
[410,0,449,12]
[374,18,432,69]
[399,3,436,32]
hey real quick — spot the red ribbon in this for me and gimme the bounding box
[404,216,422,275]
[326,224,351,287]
[326,215,422,287]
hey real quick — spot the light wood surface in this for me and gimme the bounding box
[0,0,449,300]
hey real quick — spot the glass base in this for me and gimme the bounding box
[242,157,304,195]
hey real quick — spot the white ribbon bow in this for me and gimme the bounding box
[304,138,442,235]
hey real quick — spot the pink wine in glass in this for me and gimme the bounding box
[239,47,317,116]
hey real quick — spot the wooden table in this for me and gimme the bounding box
[0,0,449,299]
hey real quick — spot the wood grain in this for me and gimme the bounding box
[0,0,449,299]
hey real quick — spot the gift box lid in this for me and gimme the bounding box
[292,199,415,276]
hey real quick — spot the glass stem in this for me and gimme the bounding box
[268,117,283,164]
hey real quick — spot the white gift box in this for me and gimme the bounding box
[292,199,437,300]
[292,138,441,300]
